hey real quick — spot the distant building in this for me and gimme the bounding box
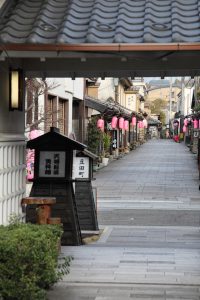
[149,79,170,88]
[25,78,85,140]
[177,86,194,116]
[146,85,181,121]
[147,85,181,104]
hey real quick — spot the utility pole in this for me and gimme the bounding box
[169,77,172,125]
[181,77,185,115]
[194,76,198,108]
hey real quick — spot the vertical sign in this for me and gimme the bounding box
[74,157,89,179]
[39,151,66,178]
[112,130,117,149]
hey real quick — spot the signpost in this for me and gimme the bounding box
[25,127,86,245]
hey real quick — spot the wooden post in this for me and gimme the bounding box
[21,197,56,224]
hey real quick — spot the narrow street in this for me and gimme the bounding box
[48,139,200,300]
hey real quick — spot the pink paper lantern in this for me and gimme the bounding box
[111,116,118,129]
[28,129,42,140]
[131,116,136,126]
[119,117,124,129]
[26,129,42,181]
[183,125,187,133]
[97,119,104,131]
[138,121,143,128]
[194,119,198,129]
[124,120,129,131]
[184,119,188,126]
[199,119,200,129]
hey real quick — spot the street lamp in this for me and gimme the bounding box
[9,69,23,111]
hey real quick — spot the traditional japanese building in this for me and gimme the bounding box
[1,0,200,223]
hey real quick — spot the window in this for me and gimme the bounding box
[45,95,57,132]
[45,95,68,134]
[58,98,68,135]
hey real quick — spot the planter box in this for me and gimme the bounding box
[102,157,109,166]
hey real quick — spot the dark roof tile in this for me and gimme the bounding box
[1,0,200,44]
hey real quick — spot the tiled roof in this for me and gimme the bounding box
[147,117,161,125]
[147,84,181,91]
[85,96,107,113]
[0,0,200,44]
[85,95,135,119]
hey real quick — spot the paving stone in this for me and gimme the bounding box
[48,140,200,299]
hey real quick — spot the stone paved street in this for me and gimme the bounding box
[48,140,200,299]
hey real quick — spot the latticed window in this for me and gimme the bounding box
[45,95,57,132]
[45,95,68,134]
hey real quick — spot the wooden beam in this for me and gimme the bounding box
[2,43,200,53]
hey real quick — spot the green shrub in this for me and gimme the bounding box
[0,222,72,300]
[87,116,102,155]
[102,132,111,156]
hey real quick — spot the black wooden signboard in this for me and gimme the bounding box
[74,150,99,231]
[26,127,86,245]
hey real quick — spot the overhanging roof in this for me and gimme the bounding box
[1,1,200,77]
[85,95,137,120]
[85,96,107,114]
[1,0,200,45]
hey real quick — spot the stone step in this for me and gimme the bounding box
[48,283,200,300]
[98,209,200,227]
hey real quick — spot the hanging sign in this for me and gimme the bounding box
[112,130,117,149]
[74,157,89,179]
[107,122,112,130]
[39,151,66,178]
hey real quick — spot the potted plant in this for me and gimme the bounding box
[102,132,111,166]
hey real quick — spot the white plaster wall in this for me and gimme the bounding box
[64,78,84,135]
[37,93,45,132]
[184,87,194,116]
[125,93,137,111]
[0,141,26,224]
[132,81,147,97]
[36,78,84,135]
[64,78,84,99]
[0,67,26,224]
[118,83,126,107]
[140,102,145,111]
[98,78,115,101]
[29,78,68,133]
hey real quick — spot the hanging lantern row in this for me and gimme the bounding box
[184,118,200,130]
[97,116,148,131]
